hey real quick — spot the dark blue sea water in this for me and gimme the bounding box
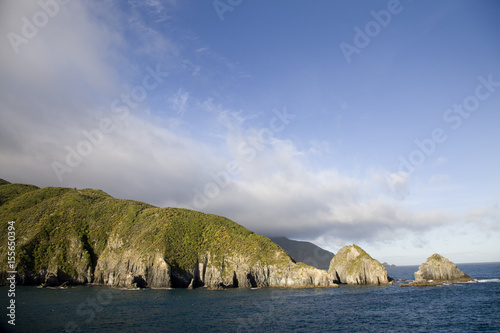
[2,263,499,332]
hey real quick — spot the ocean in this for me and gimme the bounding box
[2,262,499,332]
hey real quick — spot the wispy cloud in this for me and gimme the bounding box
[169,88,189,115]
[466,204,500,232]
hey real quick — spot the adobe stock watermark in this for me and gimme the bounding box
[213,0,242,21]
[237,299,278,332]
[339,0,405,64]
[5,221,17,327]
[64,288,113,332]
[51,64,168,182]
[6,0,71,54]
[191,107,295,209]
[390,74,499,191]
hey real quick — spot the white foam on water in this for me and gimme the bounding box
[458,278,500,284]
[475,278,500,283]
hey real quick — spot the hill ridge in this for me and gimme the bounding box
[0,180,337,289]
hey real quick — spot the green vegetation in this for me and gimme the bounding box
[0,182,39,206]
[428,253,444,261]
[0,179,293,284]
[345,245,372,275]
[329,244,376,276]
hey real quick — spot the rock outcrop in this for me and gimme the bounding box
[401,253,473,286]
[91,249,337,289]
[0,180,337,289]
[192,254,337,289]
[93,250,171,288]
[328,244,392,285]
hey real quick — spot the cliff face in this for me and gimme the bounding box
[413,253,473,283]
[328,244,392,285]
[0,180,336,289]
[185,253,335,289]
[92,248,172,288]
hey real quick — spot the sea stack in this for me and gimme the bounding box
[415,253,473,283]
[401,253,473,287]
[328,244,392,285]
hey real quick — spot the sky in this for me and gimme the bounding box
[1,0,499,265]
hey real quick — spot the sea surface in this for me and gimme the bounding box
[2,262,499,332]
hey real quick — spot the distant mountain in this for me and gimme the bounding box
[0,180,336,289]
[270,237,334,271]
[382,262,396,268]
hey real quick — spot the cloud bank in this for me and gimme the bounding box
[1,1,498,263]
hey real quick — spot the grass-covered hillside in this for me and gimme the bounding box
[0,179,333,288]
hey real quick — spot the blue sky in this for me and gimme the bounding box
[1,0,499,265]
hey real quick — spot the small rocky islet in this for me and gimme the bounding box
[400,253,473,287]
[0,180,478,289]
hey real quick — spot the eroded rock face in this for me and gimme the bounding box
[8,241,338,290]
[175,252,338,289]
[18,243,337,289]
[93,250,171,288]
[413,253,473,283]
[328,245,391,285]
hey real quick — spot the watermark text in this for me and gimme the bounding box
[6,220,16,326]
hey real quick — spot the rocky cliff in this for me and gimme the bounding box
[328,244,392,285]
[402,253,473,286]
[0,180,337,289]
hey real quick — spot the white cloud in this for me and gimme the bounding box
[128,0,176,24]
[0,1,184,189]
[169,88,189,115]
[0,1,122,103]
[308,140,331,155]
[0,1,125,183]
[386,171,410,199]
[466,203,500,232]
[56,113,221,208]
[186,132,450,244]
